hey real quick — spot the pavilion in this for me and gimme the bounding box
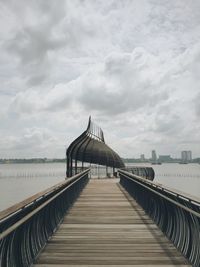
[66,117,125,177]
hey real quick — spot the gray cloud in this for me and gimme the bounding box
[0,0,200,158]
[154,113,183,135]
[10,83,75,114]
[78,49,170,115]
[2,0,67,86]
[194,93,200,118]
[7,27,64,64]
[0,127,58,157]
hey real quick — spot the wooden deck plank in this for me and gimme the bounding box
[34,179,190,266]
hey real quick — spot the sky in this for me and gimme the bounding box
[0,0,200,159]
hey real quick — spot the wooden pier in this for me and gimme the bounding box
[34,179,190,266]
[1,117,199,267]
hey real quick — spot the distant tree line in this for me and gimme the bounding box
[0,158,66,164]
[122,158,200,164]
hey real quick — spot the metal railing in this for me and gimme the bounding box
[0,169,90,267]
[70,166,89,176]
[121,166,155,180]
[119,169,200,267]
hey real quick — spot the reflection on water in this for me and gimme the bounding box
[0,162,200,211]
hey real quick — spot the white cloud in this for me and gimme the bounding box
[78,48,169,115]
[0,0,200,158]
[0,127,58,158]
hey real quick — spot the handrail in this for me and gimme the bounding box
[119,169,200,267]
[0,180,67,222]
[0,169,90,267]
[121,166,155,181]
[0,169,89,240]
[0,169,89,223]
[119,169,200,208]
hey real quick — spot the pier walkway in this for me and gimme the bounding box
[34,179,190,266]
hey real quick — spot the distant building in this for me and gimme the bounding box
[140,154,145,161]
[158,155,172,163]
[151,150,157,162]
[181,151,192,163]
[187,151,192,161]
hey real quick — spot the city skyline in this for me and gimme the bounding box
[1,149,199,161]
[137,151,193,160]
[139,149,194,160]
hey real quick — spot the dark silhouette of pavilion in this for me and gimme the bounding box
[66,117,125,177]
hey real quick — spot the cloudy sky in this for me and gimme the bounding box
[0,0,200,159]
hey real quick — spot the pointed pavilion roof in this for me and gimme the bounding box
[66,117,125,168]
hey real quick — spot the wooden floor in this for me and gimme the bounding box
[34,179,190,267]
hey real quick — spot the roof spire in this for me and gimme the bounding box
[86,115,91,131]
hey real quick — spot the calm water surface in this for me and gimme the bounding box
[0,162,200,211]
[128,163,200,198]
[0,163,65,211]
